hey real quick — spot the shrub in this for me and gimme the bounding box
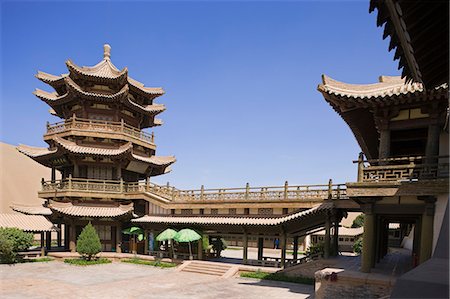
[0,228,33,264]
[0,235,15,264]
[353,237,363,254]
[240,271,314,285]
[211,237,227,257]
[307,242,324,256]
[64,258,111,266]
[76,223,102,261]
[121,258,177,268]
[352,214,365,228]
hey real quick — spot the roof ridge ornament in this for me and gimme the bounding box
[103,44,111,60]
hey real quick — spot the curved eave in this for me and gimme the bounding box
[132,202,333,226]
[66,59,128,82]
[318,75,448,109]
[17,144,57,159]
[65,77,129,101]
[33,89,70,105]
[128,77,165,100]
[53,136,133,157]
[49,201,134,218]
[132,153,176,167]
[127,100,166,116]
[35,71,68,89]
[10,204,52,216]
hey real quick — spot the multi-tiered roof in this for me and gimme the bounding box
[18,44,175,178]
[34,44,165,128]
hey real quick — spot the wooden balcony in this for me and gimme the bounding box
[355,155,449,183]
[44,116,155,148]
[39,177,347,203]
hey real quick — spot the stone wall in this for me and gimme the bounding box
[315,268,394,299]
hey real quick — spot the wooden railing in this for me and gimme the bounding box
[45,116,155,144]
[285,252,321,268]
[168,181,347,201]
[41,177,347,202]
[354,153,449,183]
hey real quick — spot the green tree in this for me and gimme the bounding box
[307,242,324,256]
[353,237,363,253]
[0,227,33,264]
[77,223,102,261]
[352,214,365,228]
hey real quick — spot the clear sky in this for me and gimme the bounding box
[0,0,399,189]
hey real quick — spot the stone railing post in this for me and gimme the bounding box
[120,178,124,193]
[245,183,250,199]
[357,152,364,182]
[284,181,288,199]
[200,185,204,200]
[121,119,125,132]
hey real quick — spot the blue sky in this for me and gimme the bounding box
[0,1,399,189]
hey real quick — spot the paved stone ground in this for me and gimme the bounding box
[0,261,314,299]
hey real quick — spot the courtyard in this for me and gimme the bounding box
[0,261,314,299]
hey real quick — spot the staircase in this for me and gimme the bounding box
[178,261,236,277]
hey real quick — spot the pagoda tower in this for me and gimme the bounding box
[17,44,176,252]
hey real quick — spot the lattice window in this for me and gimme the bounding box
[258,208,273,215]
[211,209,218,215]
[181,209,193,215]
[229,208,237,215]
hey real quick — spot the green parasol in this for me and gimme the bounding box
[156,228,178,241]
[174,229,202,259]
[156,228,178,257]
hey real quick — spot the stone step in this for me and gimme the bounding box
[180,261,234,277]
[182,267,226,276]
[183,265,230,274]
[187,262,231,270]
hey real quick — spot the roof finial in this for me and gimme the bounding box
[103,44,111,60]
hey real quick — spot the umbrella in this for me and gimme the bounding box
[156,228,178,241]
[174,229,202,259]
[156,228,178,257]
[122,227,144,253]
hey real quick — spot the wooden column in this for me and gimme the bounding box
[257,237,264,260]
[57,223,62,247]
[243,232,248,264]
[419,196,436,264]
[144,229,148,255]
[197,238,203,260]
[73,159,79,177]
[51,167,56,183]
[40,232,45,257]
[361,202,376,273]
[117,166,122,180]
[69,223,76,252]
[376,114,390,160]
[45,231,52,251]
[332,219,339,256]
[379,129,390,159]
[324,215,331,259]
[280,230,287,268]
[425,123,440,162]
[292,236,299,260]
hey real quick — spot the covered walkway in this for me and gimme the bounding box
[132,202,344,268]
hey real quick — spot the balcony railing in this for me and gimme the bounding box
[45,116,155,144]
[355,154,449,183]
[40,177,347,202]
